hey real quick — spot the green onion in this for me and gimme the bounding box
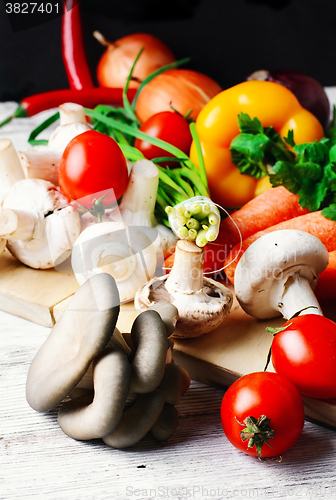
[28,111,60,146]
[196,229,208,247]
[177,226,188,238]
[131,57,191,110]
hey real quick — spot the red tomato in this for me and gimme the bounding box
[59,130,129,205]
[221,372,304,459]
[134,111,192,163]
[271,315,336,399]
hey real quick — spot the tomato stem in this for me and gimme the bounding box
[237,415,278,461]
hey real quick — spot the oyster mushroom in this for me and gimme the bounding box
[103,390,165,449]
[134,239,233,338]
[234,229,329,320]
[18,103,90,185]
[129,310,169,393]
[0,178,80,269]
[26,273,121,412]
[58,347,131,440]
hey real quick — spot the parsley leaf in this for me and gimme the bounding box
[230,112,336,222]
[230,113,295,178]
[322,204,336,220]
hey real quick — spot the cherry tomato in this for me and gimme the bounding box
[134,111,192,163]
[271,315,336,399]
[59,130,129,205]
[221,372,305,459]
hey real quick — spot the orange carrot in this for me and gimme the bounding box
[217,186,309,249]
[225,211,336,284]
[315,250,336,303]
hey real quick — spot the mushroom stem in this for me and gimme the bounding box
[59,102,87,125]
[165,239,204,293]
[273,273,323,319]
[0,209,37,240]
[117,159,159,227]
[0,139,25,204]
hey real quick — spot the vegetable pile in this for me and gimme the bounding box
[2,0,336,462]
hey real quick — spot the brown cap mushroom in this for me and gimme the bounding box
[26,273,120,412]
[234,229,329,320]
[134,239,233,338]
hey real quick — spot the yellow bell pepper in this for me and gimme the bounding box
[190,80,324,208]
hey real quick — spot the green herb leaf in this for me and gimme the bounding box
[322,203,336,221]
[230,133,270,178]
[237,113,264,134]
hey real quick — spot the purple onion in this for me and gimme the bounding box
[247,69,331,130]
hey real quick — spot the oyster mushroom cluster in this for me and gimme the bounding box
[26,273,190,448]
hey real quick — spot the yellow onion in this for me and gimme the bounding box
[94,31,176,89]
[134,68,223,123]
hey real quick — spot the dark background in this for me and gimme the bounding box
[1,0,336,102]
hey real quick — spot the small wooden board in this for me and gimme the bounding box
[0,250,79,327]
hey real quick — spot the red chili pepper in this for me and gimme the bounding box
[0,87,136,127]
[62,0,94,90]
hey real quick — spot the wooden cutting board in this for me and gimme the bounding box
[0,250,79,327]
[1,249,336,429]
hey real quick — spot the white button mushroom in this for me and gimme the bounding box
[234,229,329,320]
[71,221,157,303]
[18,103,91,185]
[0,178,80,269]
[134,239,233,338]
[0,138,25,205]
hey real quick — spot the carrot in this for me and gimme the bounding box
[224,211,336,284]
[163,186,308,275]
[217,185,309,248]
[315,251,336,303]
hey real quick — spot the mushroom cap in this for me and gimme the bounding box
[58,347,131,440]
[71,221,157,303]
[0,238,6,256]
[234,229,329,319]
[134,274,233,338]
[48,122,90,151]
[2,178,69,213]
[26,273,120,412]
[2,178,80,269]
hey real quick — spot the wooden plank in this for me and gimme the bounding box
[0,250,79,327]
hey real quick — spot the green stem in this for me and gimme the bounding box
[122,48,144,126]
[0,103,28,129]
[28,111,60,146]
[190,121,208,191]
[176,167,210,197]
[131,57,191,110]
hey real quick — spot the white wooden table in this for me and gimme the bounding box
[2,309,336,500]
[1,98,336,500]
